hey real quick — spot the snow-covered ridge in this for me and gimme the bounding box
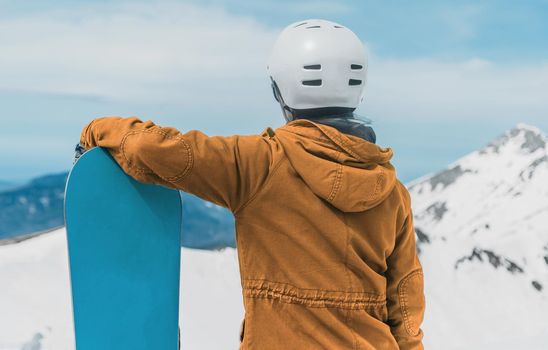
[410,123,548,349]
[409,123,548,288]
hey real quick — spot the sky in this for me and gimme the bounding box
[0,0,547,183]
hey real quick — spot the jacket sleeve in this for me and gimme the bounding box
[385,185,426,350]
[80,116,274,212]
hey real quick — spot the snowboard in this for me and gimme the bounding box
[65,147,182,350]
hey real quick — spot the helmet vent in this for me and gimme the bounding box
[351,64,363,70]
[294,22,307,28]
[303,64,321,70]
[306,25,321,29]
[302,79,322,86]
[334,25,344,28]
[349,79,362,86]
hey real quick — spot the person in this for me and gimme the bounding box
[78,19,425,350]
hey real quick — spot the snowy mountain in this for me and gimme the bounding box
[0,173,66,240]
[1,124,548,349]
[410,123,548,290]
[410,123,548,349]
[0,172,235,248]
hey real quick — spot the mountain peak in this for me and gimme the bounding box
[481,123,546,155]
[513,123,544,135]
[408,122,548,297]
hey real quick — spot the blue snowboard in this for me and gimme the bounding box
[65,147,182,350]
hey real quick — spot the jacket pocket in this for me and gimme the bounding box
[397,268,425,336]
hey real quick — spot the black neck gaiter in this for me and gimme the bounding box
[297,113,377,144]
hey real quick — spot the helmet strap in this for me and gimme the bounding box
[270,77,295,123]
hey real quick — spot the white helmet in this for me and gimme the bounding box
[268,19,368,120]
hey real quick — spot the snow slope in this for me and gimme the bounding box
[0,230,72,350]
[0,229,244,350]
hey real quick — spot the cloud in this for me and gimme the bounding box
[362,56,548,123]
[1,1,546,124]
[0,2,278,106]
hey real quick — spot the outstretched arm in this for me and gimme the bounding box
[385,186,426,350]
[80,116,275,212]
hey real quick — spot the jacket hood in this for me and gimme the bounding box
[275,119,396,212]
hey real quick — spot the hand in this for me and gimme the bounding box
[73,143,88,164]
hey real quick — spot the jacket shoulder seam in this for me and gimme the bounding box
[232,138,285,215]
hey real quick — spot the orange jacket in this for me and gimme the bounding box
[81,117,426,349]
